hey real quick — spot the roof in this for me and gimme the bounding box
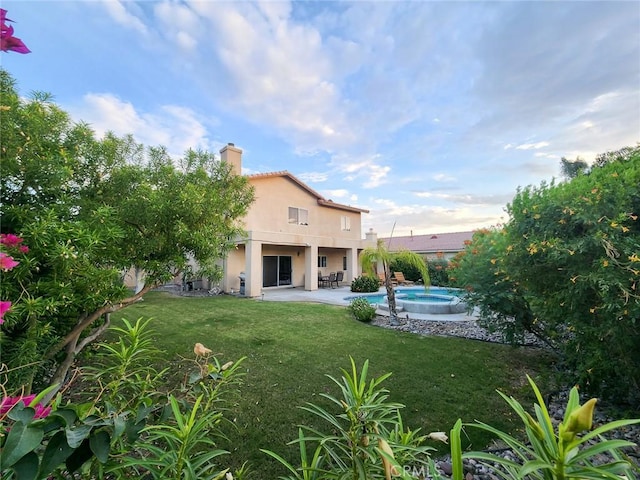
[379,231,474,253]
[247,171,369,214]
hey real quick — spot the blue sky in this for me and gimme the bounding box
[3,1,639,237]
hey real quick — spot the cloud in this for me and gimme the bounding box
[470,2,639,140]
[432,173,456,183]
[414,191,514,207]
[516,142,550,150]
[323,189,349,199]
[183,1,357,154]
[71,93,213,157]
[100,0,148,35]
[298,172,329,183]
[362,199,504,236]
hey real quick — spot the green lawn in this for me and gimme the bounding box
[110,291,554,478]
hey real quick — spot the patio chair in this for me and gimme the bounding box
[378,272,397,287]
[327,272,337,288]
[318,271,329,288]
[393,272,414,285]
[331,271,344,288]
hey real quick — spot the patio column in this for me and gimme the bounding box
[245,239,262,297]
[304,244,318,291]
[345,247,358,283]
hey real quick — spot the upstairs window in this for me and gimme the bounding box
[289,207,309,225]
[341,215,351,231]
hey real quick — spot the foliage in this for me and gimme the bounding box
[117,394,230,480]
[448,228,544,346]
[506,153,640,400]
[389,255,452,286]
[450,375,640,480]
[350,275,380,293]
[0,69,254,394]
[389,257,423,283]
[262,357,442,479]
[560,157,588,179]
[592,145,640,169]
[83,317,168,411]
[0,318,243,480]
[348,297,377,323]
[450,149,640,401]
[428,258,451,286]
[360,240,430,324]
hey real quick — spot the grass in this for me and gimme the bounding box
[109,291,554,478]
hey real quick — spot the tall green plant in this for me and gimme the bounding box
[450,375,640,480]
[0,322,244,480]
[84,317,167,410]
[262,357,442,479]
[117,395,230,480]
[360,240,429,325]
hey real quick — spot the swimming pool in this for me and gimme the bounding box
[345,286,467,315]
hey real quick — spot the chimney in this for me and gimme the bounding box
[220,143,242,176]
[365,228,378,246]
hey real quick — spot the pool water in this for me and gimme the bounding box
[344,286,467,315]
[345,287,462,305]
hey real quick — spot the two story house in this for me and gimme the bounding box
[220,144,370,297]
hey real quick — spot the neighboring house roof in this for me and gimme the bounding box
[380,231,474,253]
[247,171,369,214]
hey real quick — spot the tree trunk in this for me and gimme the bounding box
[385,270,399,326]
[43,284,155,399]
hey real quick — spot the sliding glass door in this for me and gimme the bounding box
[262,255,292,287]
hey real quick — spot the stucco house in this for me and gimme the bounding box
[378,230,474,261]
[220,144,371,297]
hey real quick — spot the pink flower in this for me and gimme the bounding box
[0,394,52,419]
[19,245,29,253]
[0,252,19,271]
[0,301,11,324]
[0,233,23,247]
[0,9,30,54]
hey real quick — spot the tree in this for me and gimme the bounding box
[450,148,640,401]
[0,70,255,394]
[560,156,588,179]
[359,239,429,325]
[592,145,639,168]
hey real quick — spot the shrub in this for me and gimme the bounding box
[449,148,640,402]
[0,319,244,480]
[350,274,379,293]
[389,257,423,282]
[348,297,377,322]
[428,258,450,286]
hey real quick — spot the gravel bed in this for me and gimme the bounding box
[370,314,545,347]
[370,315,640,479]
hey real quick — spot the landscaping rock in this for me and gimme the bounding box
[369,315,640,479]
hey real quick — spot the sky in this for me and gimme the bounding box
[2,1,639,238]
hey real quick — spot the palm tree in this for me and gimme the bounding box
[359,239,430,325]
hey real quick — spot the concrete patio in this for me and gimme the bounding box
[258,285,478,322]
